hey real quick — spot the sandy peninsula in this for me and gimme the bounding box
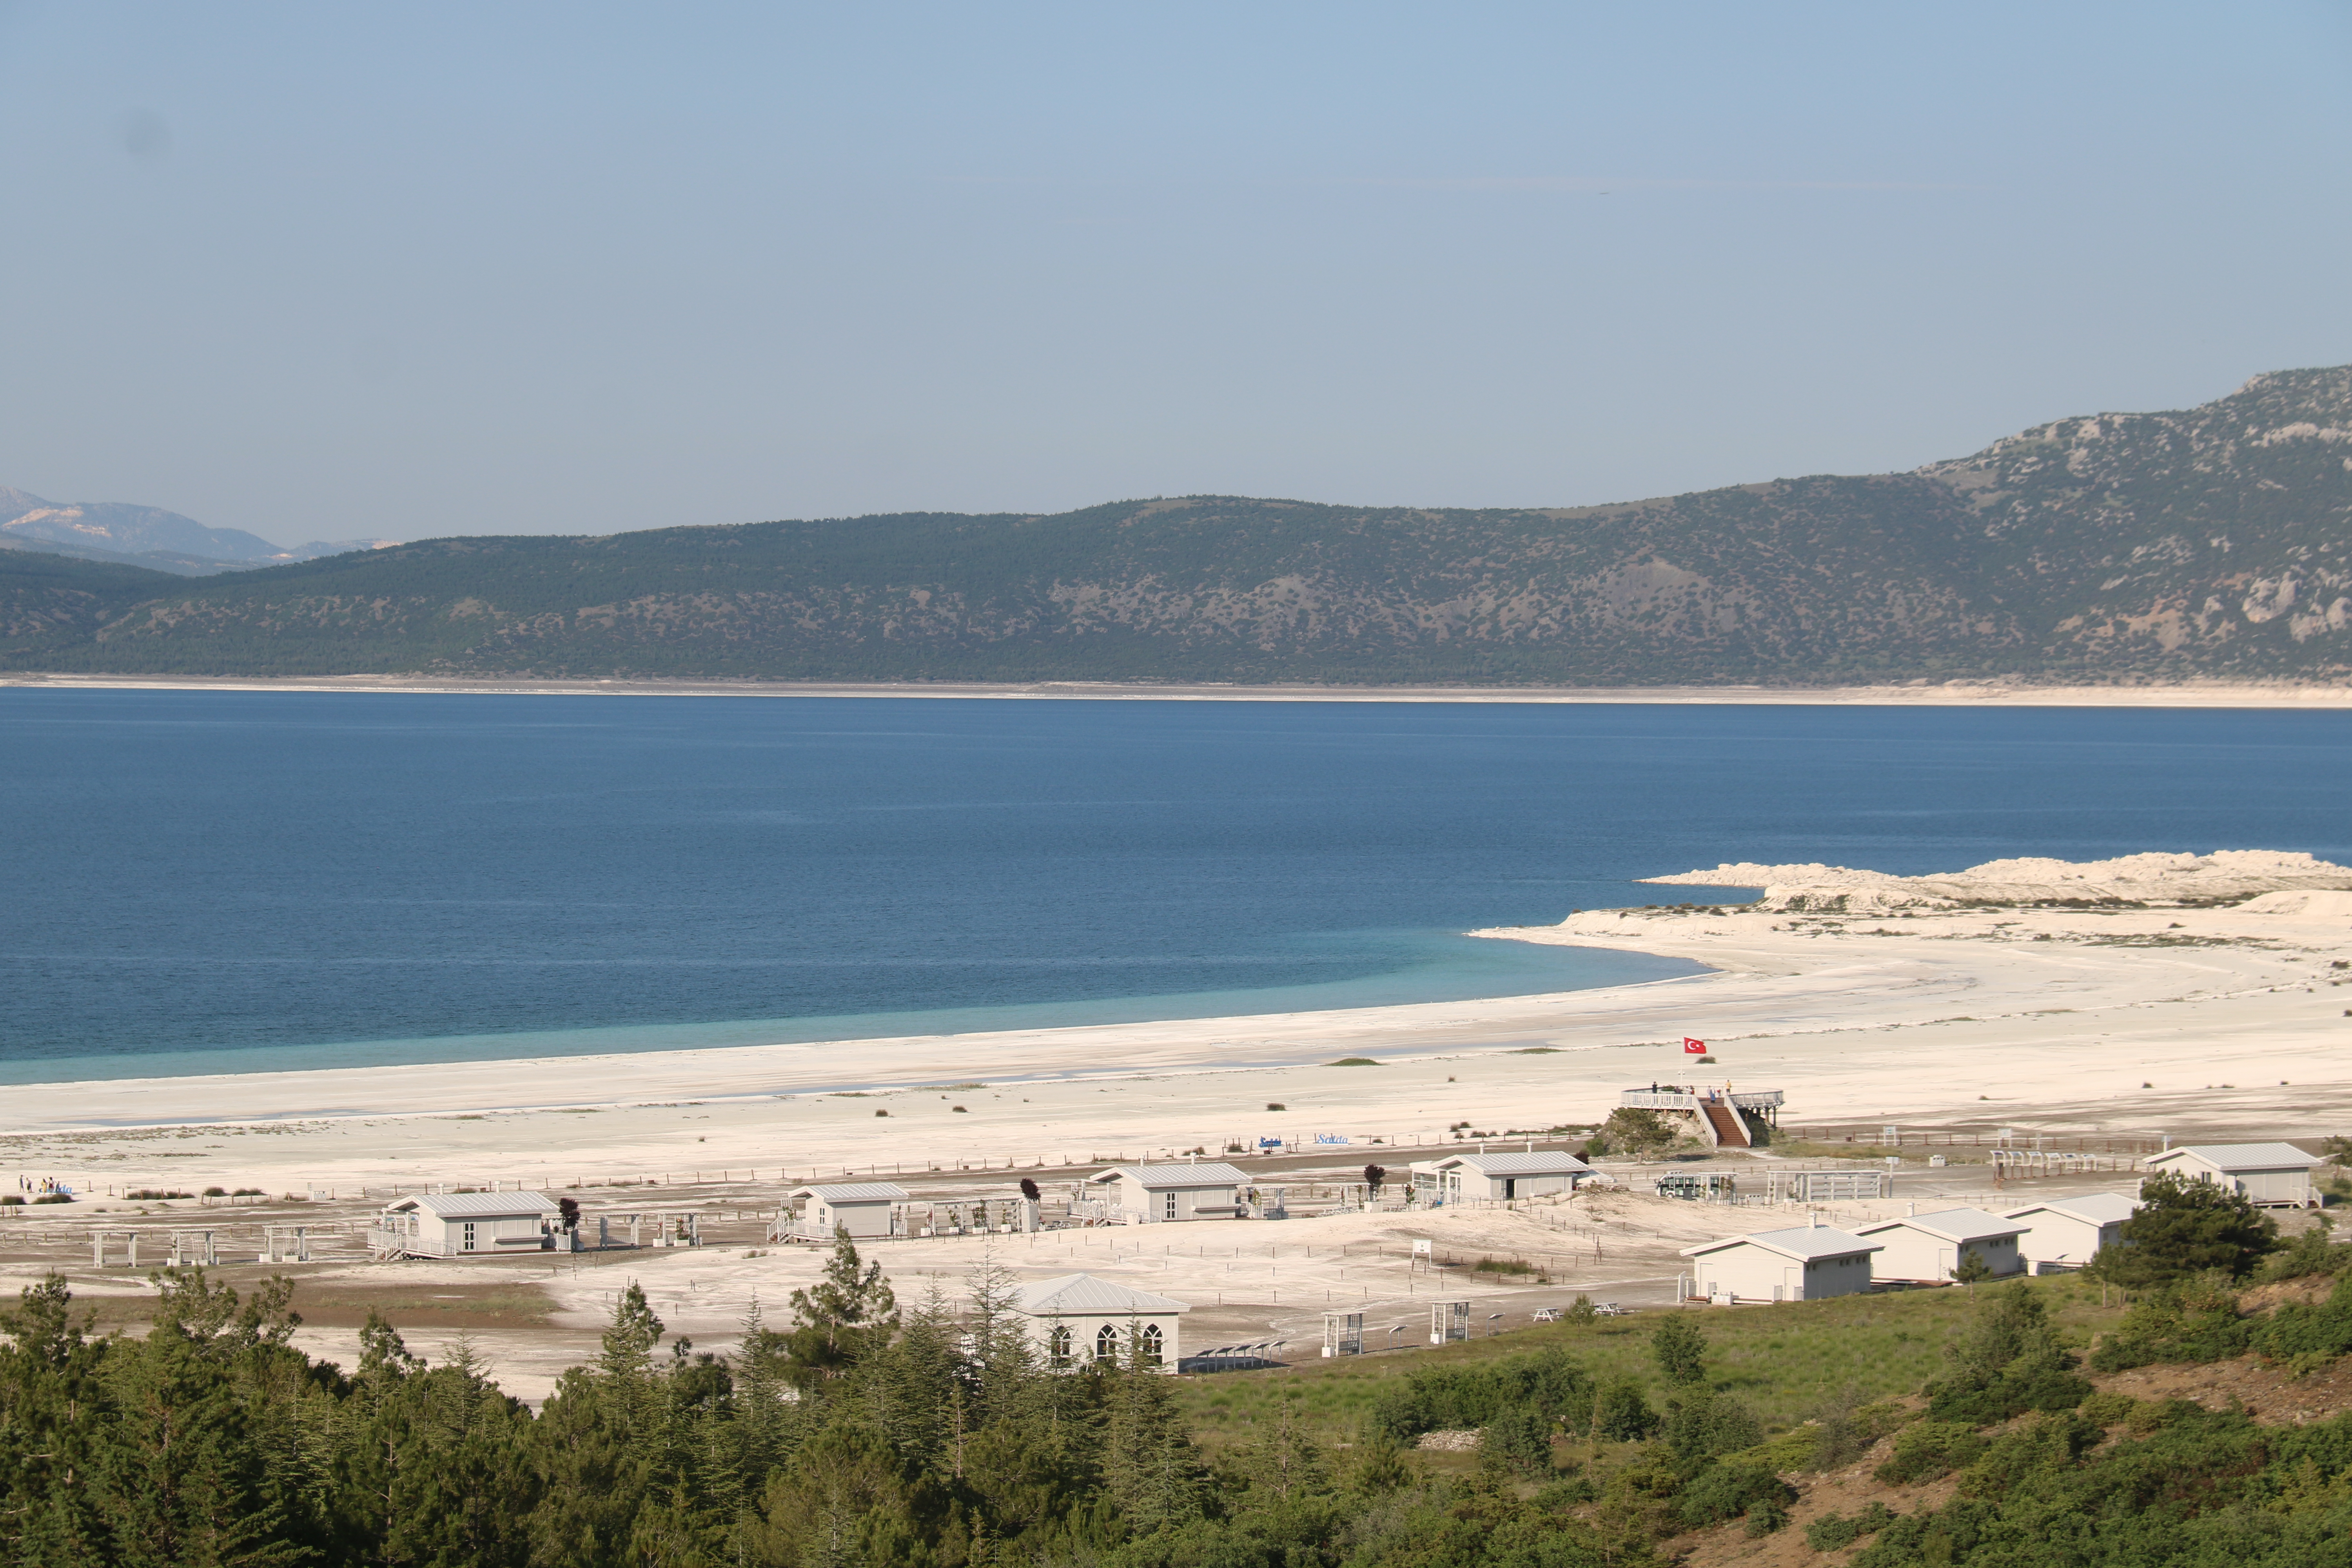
[1,848,2346,1398]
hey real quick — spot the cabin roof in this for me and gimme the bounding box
[1854,1207,2027,1245]
[2144,1143,2319,1172]
[1425,1151,1593,1177]
[791,1182,912,1203]
[1680,1225,1879,1263]
[1016,1272,1189,1316]
[2005,1192,2141,1226]
[1087,1163,1251,1189]
[382,1191,563,1219]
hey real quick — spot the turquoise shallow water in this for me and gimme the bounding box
[4,691,2347,1085]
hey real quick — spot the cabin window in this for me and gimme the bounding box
[1141,1324,1164,1365]
[1163,1191,1178,1221]
[461,1222,476,1252]
[1048,1326,1072,1368]
[1095,1323,1119,1362]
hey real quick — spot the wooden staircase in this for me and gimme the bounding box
[1701,1101,1750,1148]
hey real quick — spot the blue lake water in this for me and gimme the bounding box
[4,691,2349,1084]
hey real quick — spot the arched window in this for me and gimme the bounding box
[1048,1325,1072,1369]
[1095,1323,1120,1362]
[1140,1323,1164,1366]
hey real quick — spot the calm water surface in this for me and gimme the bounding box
[4,692,2348,1083]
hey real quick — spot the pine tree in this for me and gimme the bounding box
[783,1229,899,1392]
[1100,1327,1204,1538]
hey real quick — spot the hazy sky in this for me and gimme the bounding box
[3,4,2348,546]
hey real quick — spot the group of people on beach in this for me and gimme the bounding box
[16,1175,65,1196]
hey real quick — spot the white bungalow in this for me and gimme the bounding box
[1854,1208,2026,1285]
[372,1191,564,1259]
[1679,1222,1880,1304]
[2143,1143,2321,1209]
[1408,1151,1593,1205]
[790,1181,910,1241]
[2003,1192,2140,1273]
[1085,1162,1250,1223]
[1016,1272,1188,1373]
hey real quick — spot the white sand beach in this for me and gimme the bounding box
[2,849,2346,1398]
[10,672,2352,708]
[6,851,2349,1183]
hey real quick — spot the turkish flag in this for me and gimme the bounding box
[1682,1038,1707,1054]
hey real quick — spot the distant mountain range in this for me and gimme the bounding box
[0,487,394,575]
[5,366,2351,683]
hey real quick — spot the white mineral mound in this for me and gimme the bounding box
[1635,850,2352,913]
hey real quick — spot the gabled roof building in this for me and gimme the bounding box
[1680,1222,1880,1303]
[1853,1207,2027,1285]
[2143,1143,2321,1209]
[1015,1273,1189,1373]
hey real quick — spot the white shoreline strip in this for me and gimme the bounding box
[6,674,2352,708]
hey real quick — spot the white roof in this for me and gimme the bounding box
[1016,1272,1190,1316]
[1681,1224,1880,1263]
[2005,1193,2140,1226]
[384,1191,563,1219]
[792,1181,911,1203]
[1087,1163,1250,1188]
[1855,1207,2027,1245]
[1427,1151,1593,1177]
[2145,1143,2319,1172]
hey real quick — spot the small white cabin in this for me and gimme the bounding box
[1085,1162,1250,1223]
[1680,1223,1880,1304]
[1016,1272,1188,1373]
[1408,1151,1593,1205]
[1854,1208,2026,1285]
[791,1181,910,1241]
[2003,1192,2140,1273]
[374,1191,564,1259]
[2143,1143,2321,1209]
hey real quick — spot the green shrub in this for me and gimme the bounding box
[2252,1216,2349,1283]
[2077,1390,2137,1426]
[1805,1502,1896,1552]
[1674,1461,1794,1531]
[1650,1316,1709,1387]
[1925,1282,2092,1424]
[1477,1405,1557,1477]
[1592,1377,1661,1443]
[1873,1420,1987,1484]
[2251,1270,2352,1370]
[2087,1170,2277,1288]
[1955,1411,2102,1498]
[2085,1274,2252,1371]
[1662,1392,1763,1474]
[1367,1345,1593,1441]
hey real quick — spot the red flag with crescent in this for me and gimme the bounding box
[1682,1037,1707,1054]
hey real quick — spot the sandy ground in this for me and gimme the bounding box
[0,882,2345,1399]
[6,673,2352,708]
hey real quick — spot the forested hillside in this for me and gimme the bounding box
[7,367,2350,683]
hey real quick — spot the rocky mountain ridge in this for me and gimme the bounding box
[4,365,2349,682]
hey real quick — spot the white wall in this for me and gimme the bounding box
[1107,1179,1238,1222]
[1869,1228,2022,1283]
[2013,1212,2121,1270]
[1024,1312,1181,1372]
[1690,1245,1873,1302]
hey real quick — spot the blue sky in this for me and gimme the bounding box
[2,2,2348,545]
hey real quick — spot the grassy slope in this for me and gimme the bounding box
[1173,1275,2128,1454]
